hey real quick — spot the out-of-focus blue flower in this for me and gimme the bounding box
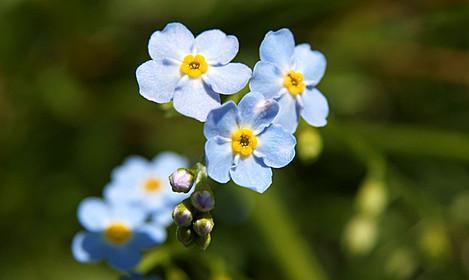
[72,198,166,271]
[250,28,329,132]
[136,22,252,122]
[104,152,190,225]
[151,207,173,228]
[204,92,296,193]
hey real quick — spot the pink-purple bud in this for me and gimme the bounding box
[193,216,214,236]
[169,168,195,193]
[172,202,193,227]
[191,190,215,212]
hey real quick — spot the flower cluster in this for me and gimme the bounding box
[72,153,191,272]
[73,21,329,274]
[136,22,328,192]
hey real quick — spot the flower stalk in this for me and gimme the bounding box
[171,162,215,250]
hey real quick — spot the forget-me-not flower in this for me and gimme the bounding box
[204,92,296,193]
[104,152,190,223]
[136,22,252,122]
[250,28,329,132]
[72,198,166,271]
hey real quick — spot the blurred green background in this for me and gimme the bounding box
[1,0,469,279]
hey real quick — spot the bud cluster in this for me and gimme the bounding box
[173,195,215,249]
[170,163,215,250]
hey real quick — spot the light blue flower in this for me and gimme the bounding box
[250,28,329,132]
[204,92,296,193]
[136,22,252,122]
[72,198,166,271]
[104,152,190,224]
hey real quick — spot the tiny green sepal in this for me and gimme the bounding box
[176,226,194,247]
[196,233,211,250]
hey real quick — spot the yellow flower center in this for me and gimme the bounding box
[144,177,161,193]
[231,128,257,157]
[283,70,305,96]
[180,54,208,78]
[104,223,132,245]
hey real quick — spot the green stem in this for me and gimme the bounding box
[237,188,328,280]
[136,243,174,274]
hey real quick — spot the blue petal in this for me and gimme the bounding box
[193,29,239,65]
[105,156,149,206]
[109,204,147,228]
[204,101,239,139]
[107,246,141,272]
[300,88,329,127]
[260,29,295,69]
[111,156,149,183]
[78,198,110,231]
[204,63,251,94]
[152,152,189,179]
[238,92,279,134]
[229,156,272,193]
[205,136,233,183]
[152,152,190,205]
[103,183,140,206]
[164,189,192,208]
[273,93,300,133]
[173,79,221,122]
[293,44,326,86]
[250,61,284,99]
[72,232,106,263]
[148,22,194,61]
[105,184,165,213]
[136,60,180,103]
[255,125,296,168]
[131,225,167,250]
[141,195,168,213]
[152,208,173,227]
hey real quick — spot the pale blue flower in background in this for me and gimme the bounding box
[204,92,296,193]
[104,152,191,222]
[136,22,252,122]
[151,207,173,228]
[72,198,166,271]
[250,28,329,133]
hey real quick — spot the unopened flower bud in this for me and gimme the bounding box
[176,226,194,247]
[170,168,195,193]
[191,190,215,212]
[193,216,214,236]
[196,233,211,250]
[172,202,193,227]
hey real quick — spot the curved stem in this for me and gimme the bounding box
[237,188,328,280]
